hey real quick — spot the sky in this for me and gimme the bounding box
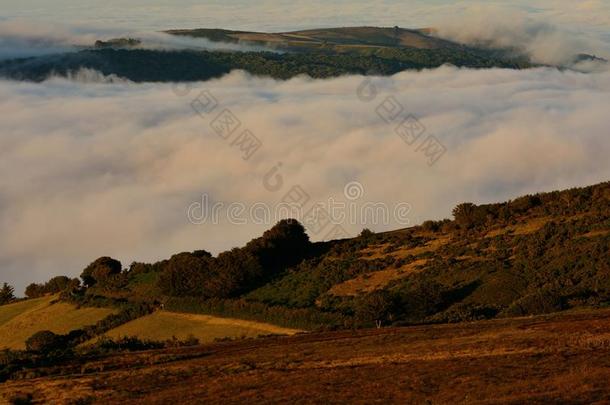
[1,1,610,294]
[2,0,610,34]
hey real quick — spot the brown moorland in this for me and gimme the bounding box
[3,308,610,404]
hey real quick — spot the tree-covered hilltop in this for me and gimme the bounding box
[0,46,533,83]
[5,24,607,82]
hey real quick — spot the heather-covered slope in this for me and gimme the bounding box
[73,181,610,330]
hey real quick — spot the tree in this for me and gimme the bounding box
[421,220,440,233]
[210,249,263,298]
[45,276,71,293]
[359,228,375,240]
[452,202,480,229]
[355,290,398,328]
[248,219,311,273]
[81,257,122,287]
[157,252,211,297]
[0,283,15,305]
[25,276,78,298]
[25,283,45,299]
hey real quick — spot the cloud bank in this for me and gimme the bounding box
[434,5,610,66]
[0,19,275,61]
[0,19,121,60]
[3,1,610,64]
[1,67,610,293]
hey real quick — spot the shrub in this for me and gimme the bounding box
[88,336,164,353]
[502,288,565,317]
[84,335,200,355]
[452,203,479,229]
[354,290,399,328]
[25,331,63,353]
[359,228,375,240]
[421,220,442,233]
[9,392,34,405]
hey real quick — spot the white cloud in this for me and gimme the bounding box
[1,67,610,293]
[0,19,276,61]
[433,5,610,65]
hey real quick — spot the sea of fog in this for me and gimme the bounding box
[1,0,610,293]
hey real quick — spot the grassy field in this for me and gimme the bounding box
[166,26,456,52]
[3,309,610,403]
[0,296,52,327]
[88,311,301,344]
[0,296,116,350]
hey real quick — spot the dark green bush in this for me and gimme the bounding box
[81,257,122,287]
[25,331,64,354]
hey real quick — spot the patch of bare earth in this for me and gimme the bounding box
[328,258,429,297]
[485,216,551,238]
[359,235,452,261]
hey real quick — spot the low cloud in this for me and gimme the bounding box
[433,5,610,66]
[0,19,120,60]
[0,18,278,62]
[1,67,610,294]
[134,32,279,53]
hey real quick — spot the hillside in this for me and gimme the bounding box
[0,26,533,82]
[165,26,462,52]
[66,180,610,334]
[0,296,115,350]
[0,297,298,350]
[1,180,609,378]
[3,308,610,403]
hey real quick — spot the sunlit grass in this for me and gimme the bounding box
[89,310,301,344]
[0,295,116,349]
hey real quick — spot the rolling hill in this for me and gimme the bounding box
[1,179,609,389]
[165,26,462,52]
[106,180,608,333]
[0,296,115,350]
[0,26,533,82]
[0,297,298,350]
